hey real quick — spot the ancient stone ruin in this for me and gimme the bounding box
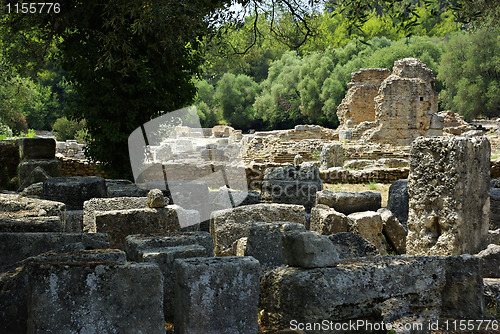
[338,58,444,145]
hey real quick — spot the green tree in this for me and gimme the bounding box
[214,73,260,130]
[438,29,500,120]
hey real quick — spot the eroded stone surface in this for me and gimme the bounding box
[387,179,409,229]
[282,231,340,268]
[309,205,349,235]
[328,232,379,260]
[348,211,387,254]
[476,244,500,278]
[407,136,490,256]
[379,208,407,254]
[316,190,381,215]
[43,176,107,210]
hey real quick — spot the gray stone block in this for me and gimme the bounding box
[64,210,83,232]
[407,137,490,256]
[282,231,340,268]
[83,196,147,233]
[0,216,61,233]
[0,232,109,270]
[328,232,379,260]
[26,262,164,334]
[476,244,500,278]
[125,231,214,261]
[210,203,306,256]
[441,255,485,319]
[309,205,349,235]
[95,206,200,249]
[489,229,500,245]
[17,138,55,160]
[174,256,260,334]
[378,208,407,254]
[142,245,209,320]
[105,179,149,197]
[386,179,409,229]
[43,176,107,210]
[0,249,126,334]
[483,278,500,315]
[320,142,344,169]
[260,257,445,330]
[245,222,306,267]
[490,189,500,230]
[316,190,381,215]
[18,159,62,186]
[17,166,50,192]
[261,165,322,211]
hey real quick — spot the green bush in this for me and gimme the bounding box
[0,123,13,139]
[52,117,86,141]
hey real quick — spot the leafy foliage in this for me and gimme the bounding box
[52,116,86,142]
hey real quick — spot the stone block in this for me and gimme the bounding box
[407,137,490,256]
[261,165,322,211]
[490,189,500,230]
[0,216,61,233]
[489,229,500,245]
[483,278,500,315]
[309,205,349,235]
[210,203,306,256]
[18,159,62,185]
[378,208,406,254]
[141,245,209,320]
[95,206,200,249]
[233,237,247,256]
[17,166,50,192]
[174,256,260,334]
[328,232,379,260]
[440,255,485,319]
[83,196,147,233]
[26,262,164,334]
[245,222,306,267]
[320,142,344,169]
[17,138,55,160]
[147,188,167,208]
[282,231,340,268]
[386,179,409,229]
[20,182,43,198]
[260,257,445,330]
[43,176,107,210]
[316,190,381,215]
[124,231,214,261]
[476,244,500,278]
[348,211,386,254]
[0,140,20,189]
[0,249,126,334]
[105,179,149,197]
[64,210,83,232]
[0,232,109,271]
[339,129,352,141]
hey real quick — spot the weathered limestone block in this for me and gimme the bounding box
[141,245,209,320]
[490,189,500,230]
[245,222,306,267]
[282,231,340,268]
[146,189,167,208]
[174,257,260,334]
[378,208,407,254]
[343,159,375,170]
[328,232,379,260]
[261,165,322,211]
[476,244,500,278]
[320,142,344,169]
[124,232,214,262]
[440,255,485,319]
[210,203,306,256]
[94,206,200,249]
[64,210,83,232]
[0,249,126,334]
[483,278,500,315]
[234,237,247,256]
[0,216,61,233]
[316,190,381,215]
[438,110,475,135]
[336,68,391,128]
[209,189,260,212]
[260,257,446,331]
[18,159,62,185]
[43,176,107,210]
[348,211,387,254]
[105,179,149,197]
[20,182,43,198]
[0,232,108,271]
[489,229,500,245]
[0,140,20,189]
[387,179,409,229]
[407,136,490,256]
[18,166,50,192]
[83,196,147,233]
[17,138,55,160]
[26,262,164,334]
[309,205,349,235]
